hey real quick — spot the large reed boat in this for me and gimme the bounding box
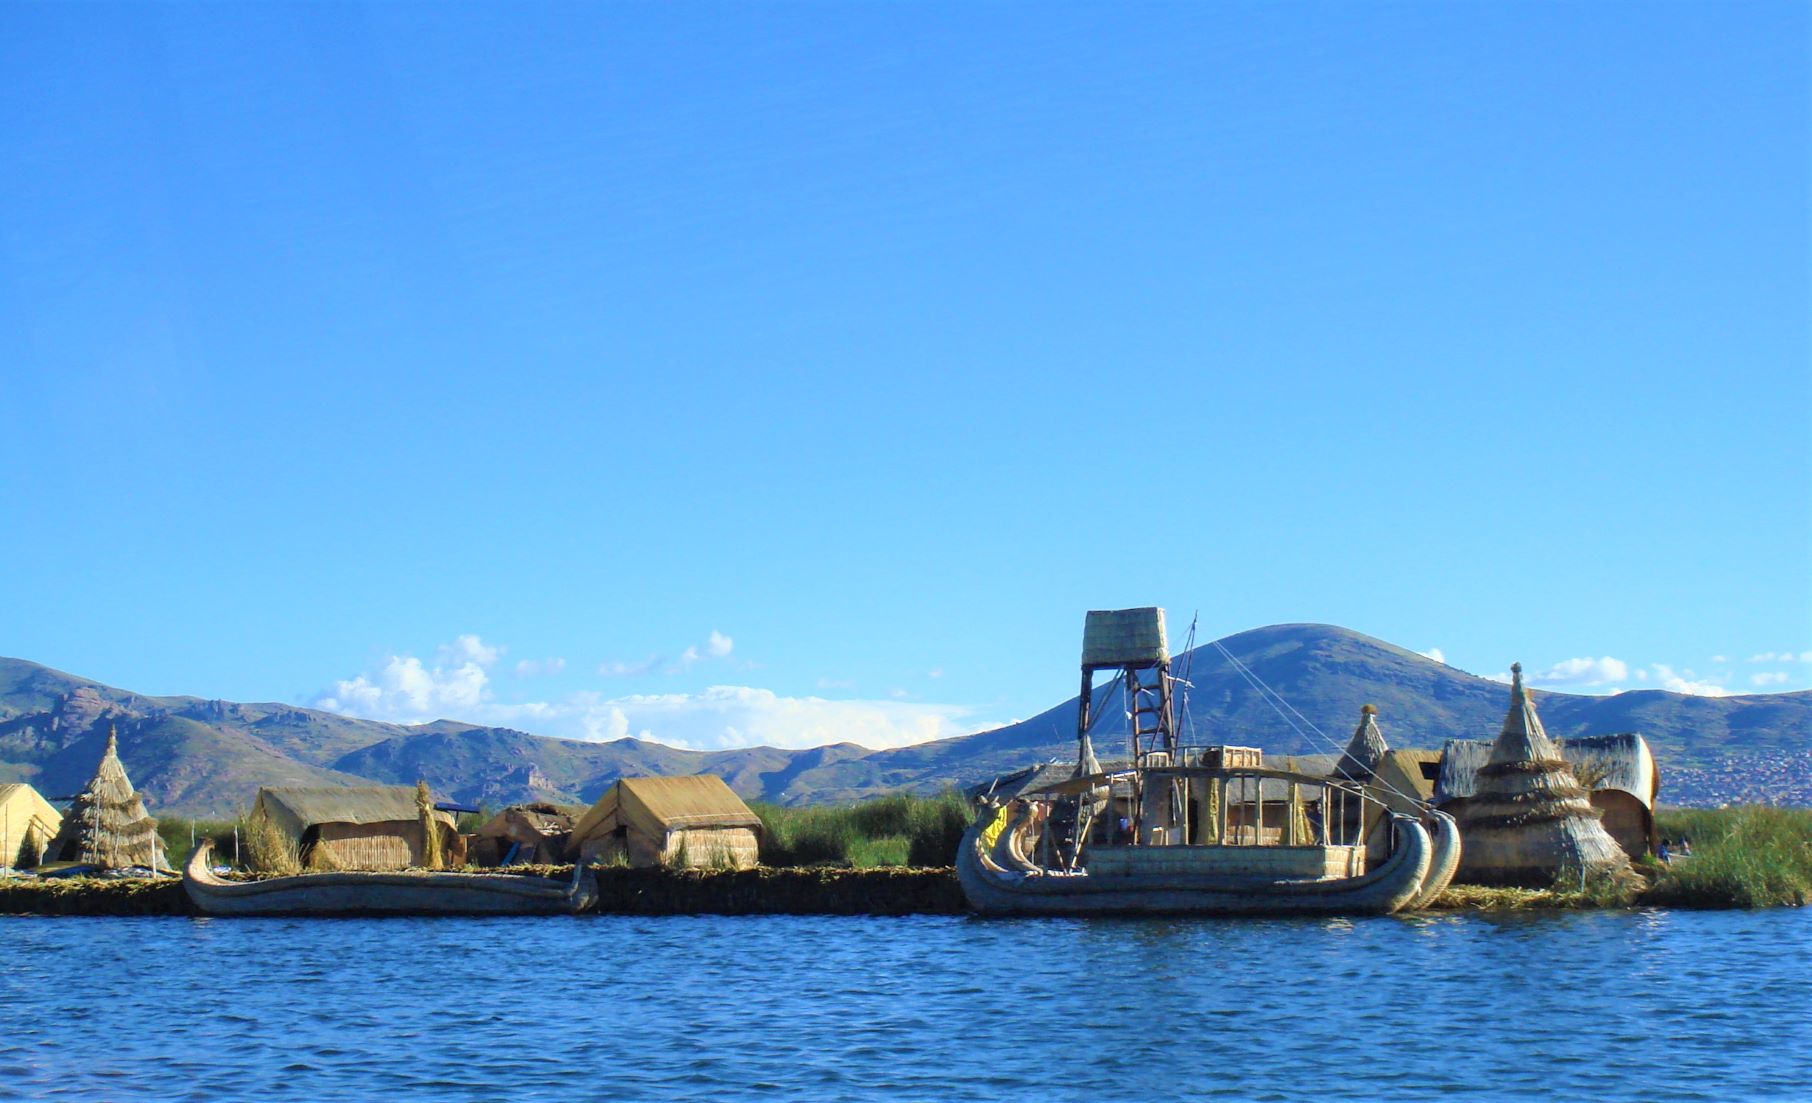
[956,608,1460,916]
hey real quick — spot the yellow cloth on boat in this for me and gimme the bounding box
[980,806,1012,850]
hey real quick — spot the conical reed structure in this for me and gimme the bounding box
[1330,704,1391,845]
[1455,664,1629,886]
[1335,704,1389,782]
[46,725,165,870]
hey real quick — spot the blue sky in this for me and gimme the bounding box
[2,3,1807,750]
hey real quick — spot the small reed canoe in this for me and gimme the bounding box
[182,841,596,917]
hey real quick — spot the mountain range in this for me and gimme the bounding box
[3,624,1807,817]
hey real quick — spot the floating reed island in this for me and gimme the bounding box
[3,802,1806,917]
[4,614,1808,916]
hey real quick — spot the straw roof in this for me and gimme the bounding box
[1,783,63,867]
[1334,705,1390,781]
[571,775,760,846]
[44,727,165,870]
[970,760,1139,803]
[1453,665,1629,886]
[254,785,456,848]
[1438,732,1656,808]
[1381,749,1441,803]
[478,802,586,838]
[1081,607,1168,669]
[255,786,435,829]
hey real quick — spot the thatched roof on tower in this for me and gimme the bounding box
[1454,664,1629,887]
[1335,704,1390,781]
[44,726,166,870]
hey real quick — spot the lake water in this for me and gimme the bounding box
[3,909,1809,1101]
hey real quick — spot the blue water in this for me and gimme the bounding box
[3,909,1809,1101]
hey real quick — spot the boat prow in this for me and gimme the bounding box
[182,841,597,917]
[1407,809,1462,910]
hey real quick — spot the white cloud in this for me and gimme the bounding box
[1528,656,1629,688]
[816,677,854,690]
[600,656,661,678]
[674,631,734,669]
[1751,671,1791,687]
[312,637,988,751]
[314,649,492,722]
[1711,655,1728,664]
[608,631,738,676]
[1650,665,1728,697]
[1417,647,1446,665]
[579,686,983,751]
[440,634,503,667]
[927,667,945,679]
[1747,651,1812,664]
[514,657,566,678]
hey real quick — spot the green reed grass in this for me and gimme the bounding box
[154,817,239,869]
[753,791,972,869]
[1644,805,1812,908]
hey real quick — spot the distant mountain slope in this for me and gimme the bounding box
[798,624,1811,799]
[3,627,1807,816]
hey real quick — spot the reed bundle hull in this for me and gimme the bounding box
[957,813,1444,917]
[182,842,595,916]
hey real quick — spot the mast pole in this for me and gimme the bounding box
[1076,668,1094,776]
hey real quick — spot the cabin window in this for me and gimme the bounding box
[1420,762,1440,782]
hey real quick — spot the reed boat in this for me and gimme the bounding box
[955,608,1461,917]
[182,840,596,917]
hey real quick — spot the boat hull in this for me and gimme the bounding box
[182,842,596,917]
[956,812,1433,917]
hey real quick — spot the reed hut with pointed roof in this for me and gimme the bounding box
[1452,664,1630,886]
[1436,730,1658,860]
[43,727,166,870]
[1,783,62,869]
[570,776,761,869]
[253,785,462,871]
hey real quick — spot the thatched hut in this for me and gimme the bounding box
[1436,730,1658,860]
[1,783,63,869]
[253,786,463,871]
[43,727,166,870]
[569,776,761,869]
[1450,664,1630,886]
[1340,707,1443,854]
[472,802,585,866]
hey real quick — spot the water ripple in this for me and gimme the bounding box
[0,911,1808,1100]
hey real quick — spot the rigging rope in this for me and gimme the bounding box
[1208,639,1431,811]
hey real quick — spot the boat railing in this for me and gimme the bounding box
[1129,764,1396,852]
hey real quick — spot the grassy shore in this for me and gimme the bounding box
[1644,805,1812,908]
[1426,805,1812,910]
[24,801,1801,915]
